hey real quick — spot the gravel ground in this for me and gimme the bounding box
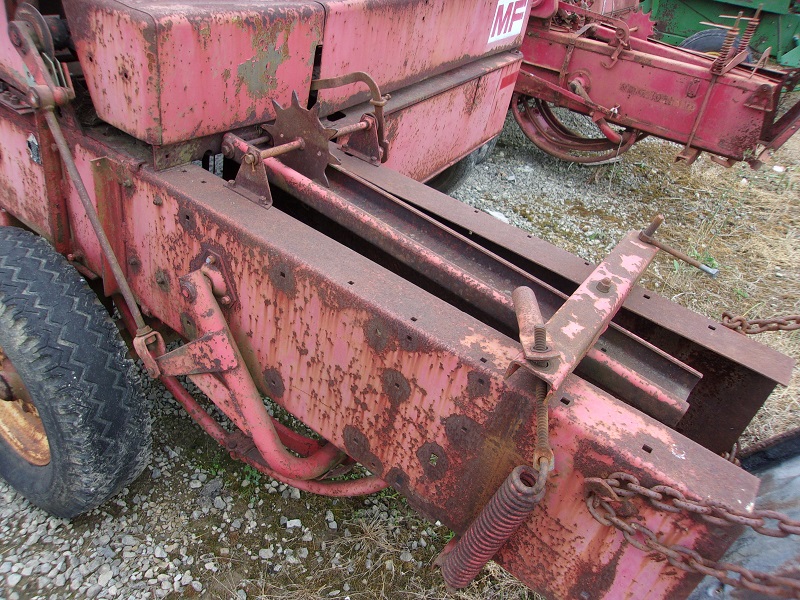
[1,115,797,599]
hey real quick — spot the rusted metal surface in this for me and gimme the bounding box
[0,107,69,248]
[0,347,51,467]
[320,52,522,182]
[99,159,759,597]
[278,152,698,429]
[43,108,150,334]
[0,7,33,92]
[514,6,800,165]
[158,375,387,497]
[261,93,340,186]
[62,0,324,145]
[722,313,800,335]
[158,267,347,481]
[0,5,791,593]
[511,94,642,164]
[311,71,389,162]
[586,472,800,597]
[0,97,775,594]
[334,151,794,452]
[314,0,532,114]
[508,233,659,395]
[439,464,547,589]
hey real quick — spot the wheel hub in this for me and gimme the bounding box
[0,349,50,466]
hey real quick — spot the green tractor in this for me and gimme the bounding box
[640,0,800,67]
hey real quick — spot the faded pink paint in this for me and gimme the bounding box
[0,107,759,595]
[382,55,521,181]
[63,1,324,145]
[315,0,531,114]
[532,233,658,394]
[517,17,800,162]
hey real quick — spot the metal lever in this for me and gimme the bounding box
[639,215,719,277]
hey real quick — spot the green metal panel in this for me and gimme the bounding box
[640,0,800,67]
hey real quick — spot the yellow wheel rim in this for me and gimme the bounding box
[0,348,50,466]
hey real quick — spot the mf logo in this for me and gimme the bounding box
[487,0,528,44]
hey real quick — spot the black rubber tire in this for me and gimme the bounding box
[0,227,151,518]
[474,136,498,165]
[679,29,753,62]
[426,151,479,194]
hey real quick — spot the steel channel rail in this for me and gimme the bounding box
[263,157,697,426]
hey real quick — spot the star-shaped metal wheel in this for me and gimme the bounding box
[262,92,340,187]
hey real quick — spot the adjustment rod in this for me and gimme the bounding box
[639,215,719,277]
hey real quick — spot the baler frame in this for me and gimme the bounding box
[0,1,797,598]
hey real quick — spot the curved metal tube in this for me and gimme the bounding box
[512,94,639,164]
[311,71,389,161]
[161,375,387,497]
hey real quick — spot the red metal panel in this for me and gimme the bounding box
[332,148,794,452]
[315,0,532,114]
[0,8,34,91]
[517,26,781,160]
[319,52,521,181]
[0,109,62,245]
[63,0,324,145]
[383,54,521,180]
[120,163,755,599]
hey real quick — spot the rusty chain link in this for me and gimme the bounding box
[584,472,800,598]
[721,312,800,335]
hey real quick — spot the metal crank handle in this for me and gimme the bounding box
[639,215,719,278]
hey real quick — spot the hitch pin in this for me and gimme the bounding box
[639,215,719,278]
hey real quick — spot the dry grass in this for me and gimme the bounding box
[634,136,800,447]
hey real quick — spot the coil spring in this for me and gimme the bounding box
[440,464,545,589]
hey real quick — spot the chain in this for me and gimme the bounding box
[721,312,800,335]
[584,472,800,598]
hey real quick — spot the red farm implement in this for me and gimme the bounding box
[0,1,797,598]
[512,0,800,166]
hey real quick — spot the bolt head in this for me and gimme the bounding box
[596,277,613,294]
[220,295,232,306]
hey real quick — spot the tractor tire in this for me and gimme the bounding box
[679,29,753,62]
[426,151,479,194]
[474,136,498,165]
[427,137,498,194]
[0,227,151,518]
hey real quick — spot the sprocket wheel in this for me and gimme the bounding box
[262,92,340,187]
[623,9,657,41]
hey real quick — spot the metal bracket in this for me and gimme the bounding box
[156,330,238,376]
[507,230,659,395]
[188,249,238,309]
[227,160,273,208]
[0,87,33,114]
[311,72,390,163]
[338,114,383,165]
[132,328,167,378]
[744,84,775,112]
